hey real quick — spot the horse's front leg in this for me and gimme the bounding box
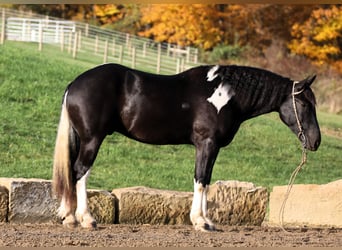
[190,137,219,231]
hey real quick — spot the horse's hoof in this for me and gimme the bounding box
[80,220,97,229]
[62,215,77,228]
[194,222,216,232]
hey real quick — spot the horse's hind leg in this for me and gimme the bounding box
[58,192,77,228]
[73,136,104,228]
[75,169,95,228]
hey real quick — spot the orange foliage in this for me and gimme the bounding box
[139,4,226,50]
[288,5,342,72]
[93,4,124,25]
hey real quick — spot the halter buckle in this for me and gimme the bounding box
[297,130,306,148]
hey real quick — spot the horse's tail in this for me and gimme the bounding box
[52,91,75,201]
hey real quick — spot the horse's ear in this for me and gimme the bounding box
[295,75,316,91]
[305,75,316,86]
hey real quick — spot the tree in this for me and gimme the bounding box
[139,4,226,50]
[288,5,342,72]
[93,4,124,25]
[94,4,142,34]
[13,4,94,21]
[222,5,316,52]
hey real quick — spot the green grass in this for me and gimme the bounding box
[0,41,341,192]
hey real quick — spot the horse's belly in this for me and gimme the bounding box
[120,102,192,144]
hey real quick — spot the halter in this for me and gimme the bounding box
[291,81,307,149]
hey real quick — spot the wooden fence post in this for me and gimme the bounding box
[103,39,108,63]
[131,46,136,69]
[176,58,180,74]
[181,57,185,72]
[85,23,89,37]
[156,43,161,74]
[112,37,116,56]
[94,35,98,54]
[186,47,190,63]
[118,45,123,64]
[125,33,130,47]
[143,42,147,57]
[1,9,5,45]
[67,32,72,53]
[72,32,78,59]
[77,30,81,50]
[38,20,43,51]
[60,28,64,52]
[194,48,198,64]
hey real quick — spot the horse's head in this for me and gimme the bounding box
[279,75,321,151]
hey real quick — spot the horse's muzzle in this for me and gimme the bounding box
[305,138,321,151]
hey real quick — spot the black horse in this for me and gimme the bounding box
[52,63,321,231]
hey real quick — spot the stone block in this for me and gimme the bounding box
[207,180,268,226]
[112,181,267,226]
[0,186,8,222]
[0,178,116,225]
[112,186,193,225]
[268,180,342,227]
[0,178,59,223]
[87,189,116,224]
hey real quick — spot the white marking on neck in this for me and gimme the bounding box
[207,83,234,113]
[206,65,220,82]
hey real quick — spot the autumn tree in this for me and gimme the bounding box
[93,4,142,33]
[138,4,317,52]
[12,4,94,21]
[288,5,342,73]
[139,4,227,50]
[93,4,124,25]
[221,5,316,52]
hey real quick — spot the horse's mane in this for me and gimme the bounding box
[219,65,291,96]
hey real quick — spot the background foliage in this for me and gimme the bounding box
[10,4,341,74]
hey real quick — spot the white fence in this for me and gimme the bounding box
[0,7,200,74]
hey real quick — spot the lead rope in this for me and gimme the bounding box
[279,81,307,232]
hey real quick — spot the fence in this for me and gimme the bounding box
[0,7,200,74]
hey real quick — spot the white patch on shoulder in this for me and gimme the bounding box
[207,83,234,114]
[206,65,220,82]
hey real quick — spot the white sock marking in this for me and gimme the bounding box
[202,185,209,218]
[207,65,220,82]
[207,83,234,113]
[58,195,68,218]
[191,180,204,218]
[76,170,91,216]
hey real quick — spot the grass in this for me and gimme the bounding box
[0,41,341,192]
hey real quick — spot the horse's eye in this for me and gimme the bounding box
[298,101,307,108]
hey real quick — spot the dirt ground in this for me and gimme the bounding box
[0,223,341,247]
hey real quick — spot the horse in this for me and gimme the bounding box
[52,63,321,231]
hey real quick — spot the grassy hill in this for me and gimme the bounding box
[0,41,341,192]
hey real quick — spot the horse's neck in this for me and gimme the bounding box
[235,78,291,120]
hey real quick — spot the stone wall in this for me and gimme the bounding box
[0,178,267,226]
[1,177,341,228]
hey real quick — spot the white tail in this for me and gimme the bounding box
[52,92,73,200]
